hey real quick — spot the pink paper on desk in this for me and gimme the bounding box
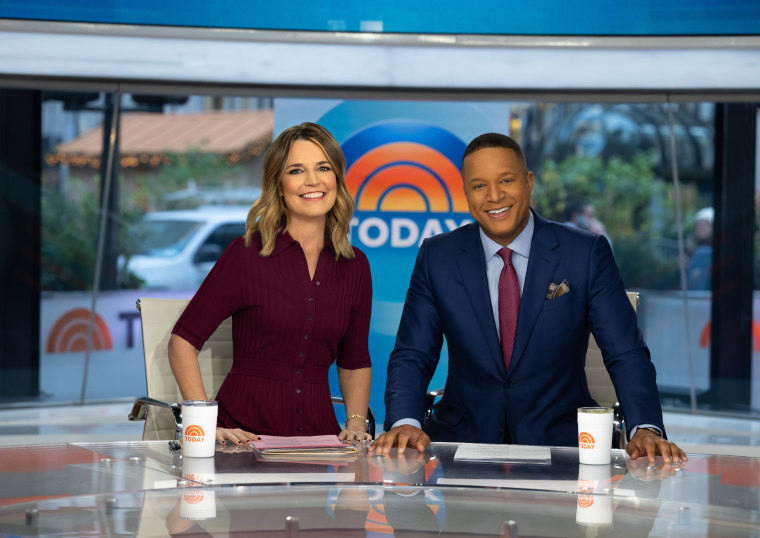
[253,435,345,450]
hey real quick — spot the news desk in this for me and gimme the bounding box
[0,441,757,537]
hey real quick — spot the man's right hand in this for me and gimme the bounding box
[369,424,431,455]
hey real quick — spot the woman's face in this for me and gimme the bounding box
[280,139,338,226]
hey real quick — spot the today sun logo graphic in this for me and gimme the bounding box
[341,121,471,249]
[185,425,206,443]
[578,432,596,450]
[46,308,113,353]
[577,494,595,508]
[184,491,205,504]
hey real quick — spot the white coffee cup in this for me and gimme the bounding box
[182,400,218,458]
[183,455,216,485]
[577,407,613,465]
[577,463,612,495]
[180,488,217,520]
[576,491,613,526]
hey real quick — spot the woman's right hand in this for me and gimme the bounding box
[216,427,260,446]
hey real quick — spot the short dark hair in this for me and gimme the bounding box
[462,133,528,172]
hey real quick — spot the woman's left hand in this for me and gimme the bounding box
[338,429,372,443]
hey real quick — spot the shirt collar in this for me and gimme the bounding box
[270,229,336,257]
[478,210,534,261]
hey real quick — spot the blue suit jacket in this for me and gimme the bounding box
[385,211,664,446]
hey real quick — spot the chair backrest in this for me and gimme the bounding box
[585,291,639,408]
[138,297,233,440]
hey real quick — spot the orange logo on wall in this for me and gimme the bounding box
[46,308,113,353]
[184,491,205,504]
[699,320,760,351]
[578,495,595,508]
[185,425,206,443]
[578,432,596,450]
[345,142,468,213]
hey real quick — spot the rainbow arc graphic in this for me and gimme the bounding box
[46,308,113,353]
[184,492,205,504]
[578,432,596,446]
[342,122,468,214]
[185,425,206,438]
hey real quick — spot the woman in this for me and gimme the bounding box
[168,122,372,446]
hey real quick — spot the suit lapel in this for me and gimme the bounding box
[509,213,560,373]
[456,223,505,376]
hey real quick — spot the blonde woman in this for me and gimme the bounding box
[168,123,372,446]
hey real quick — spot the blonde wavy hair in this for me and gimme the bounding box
[244,122,355,260]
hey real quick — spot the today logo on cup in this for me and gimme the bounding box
[184,491,205,504]
[577,495,595,508]
[578,431,596,450]
[185,425,206,443]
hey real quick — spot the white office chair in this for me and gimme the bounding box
[425,291,639,449]
[128,298,233,442]
[128,297,375,442]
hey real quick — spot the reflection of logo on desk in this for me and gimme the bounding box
[578,479,596,492]
[578,432,596,450]
[46,308,113,353]
[184,491,204,504]
[185,425,206,443]
[578,494,595,508]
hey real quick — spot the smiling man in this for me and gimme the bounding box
[372,133,686,464]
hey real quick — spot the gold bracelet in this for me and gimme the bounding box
[345,413,365,425]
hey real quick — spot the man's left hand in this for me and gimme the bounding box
[626,428,688,464]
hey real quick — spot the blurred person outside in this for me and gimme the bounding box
[564,198,612,247]
[686,207,713,290]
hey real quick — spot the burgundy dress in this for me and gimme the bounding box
[172,231,372,436]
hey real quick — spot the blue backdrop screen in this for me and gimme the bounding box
[2,1,759,36]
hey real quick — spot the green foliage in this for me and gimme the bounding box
[532,152,696,288]
[41,178,144,291]
[132,149,243,211]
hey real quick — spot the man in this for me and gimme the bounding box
[371,133,686,464]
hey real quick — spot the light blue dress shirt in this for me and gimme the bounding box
[480,211,534,339]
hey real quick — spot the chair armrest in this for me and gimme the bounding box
[129,397,183,441]
[613,402,626,450]
[424,388,445,427]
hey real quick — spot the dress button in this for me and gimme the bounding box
[304,334,308,340]
[315,281,320,286]
[299,352,304,357]
[296,369,301,374]
[308,297,314,302]
[307,315,312,320]
[296,408,302,413]
[297,426,302,432]
[296,388,301,394]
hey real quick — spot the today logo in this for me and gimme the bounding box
[184,491,205,504]
[46,308,113,353]
[578,431,596,450]
[342,121,472,249]
[185,424,206,443]
[577,494,595,508]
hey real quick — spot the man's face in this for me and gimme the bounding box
[462,147,533,246]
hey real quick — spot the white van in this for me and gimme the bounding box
[126,206,251,290]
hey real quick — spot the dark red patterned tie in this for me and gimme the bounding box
[497,247,520,371]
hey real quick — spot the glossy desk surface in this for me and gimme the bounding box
[0,441,758,537]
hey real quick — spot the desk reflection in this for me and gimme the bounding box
[0,441,755,537]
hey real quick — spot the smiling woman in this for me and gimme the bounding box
[167,122,374,447]
[280,139,339,235]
